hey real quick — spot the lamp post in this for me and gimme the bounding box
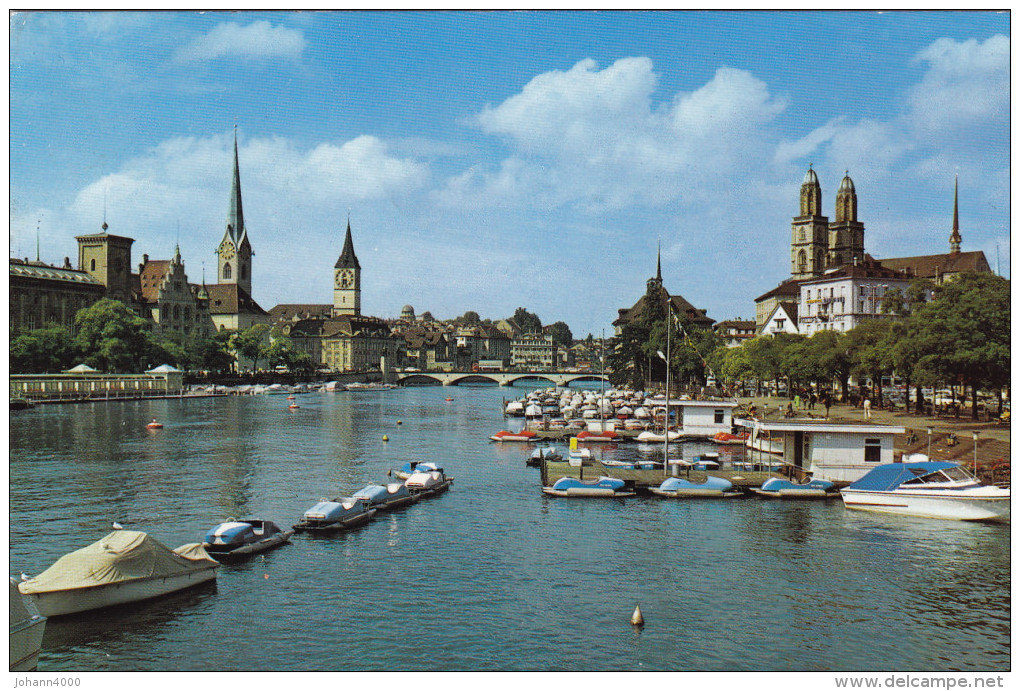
[657,348,670,477]
[926,428,932,460]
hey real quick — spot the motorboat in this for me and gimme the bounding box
[504,400,525,416]
[10,578,46,671]
[651,476,743,498]
[528,446,563,467]
[575,429,619,443]
[636,430,682,443]
[17,530,219,617]
[752,477,836,499]
[489,429,538,442]
[602,459,664,470]
[404,468,453,498]
[711,431,748,445]
[202,519,293,560]
[353,482,417,511]
[841,461,1011,521]
[393,460,442,480]
[691,454,721,470]
[542,476,636,497]
[292,498,377,532]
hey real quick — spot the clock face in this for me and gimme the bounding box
[337,269,353,289]
[220,242,235,260]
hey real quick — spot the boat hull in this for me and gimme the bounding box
[542,487,636,497]
[293,508,378,533]
[752,488,834,499]
[650,487,742,498]
[408,478,453,498]
[9,616,46,671]
[21,567,219,618]
[203,531,294,560]
[841,490,1011,521]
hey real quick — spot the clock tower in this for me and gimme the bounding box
[333,218,361,317]
[216,127,253,295]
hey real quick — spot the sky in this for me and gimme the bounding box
[9,11,1011,338]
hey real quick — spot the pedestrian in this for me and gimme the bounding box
[794,393,801,409]
[822,393,831,419]
[863,397,872,420]
[809,392,817,410]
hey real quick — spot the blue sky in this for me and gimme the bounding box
[9,11,1010,338]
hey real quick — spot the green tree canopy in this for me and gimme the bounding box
[231,323,271,373]
[545,321,573,347]
[73,299,154,373]
[511,307,542,334]
[10,324,78,374]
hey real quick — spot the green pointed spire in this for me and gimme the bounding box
[335,216,360,269]
[226,125,245,243]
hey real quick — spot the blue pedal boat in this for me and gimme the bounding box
[393,461,442,480]
[352,482,417,511]
[542,476,636,497]
[650,476,743,498]
[202,519,293,560]
[752,476,836,499]
[292,498,377,532]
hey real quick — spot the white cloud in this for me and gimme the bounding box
[908,35,1009,134]
[173,21,306,63]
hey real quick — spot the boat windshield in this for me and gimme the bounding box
[902,466,974,486]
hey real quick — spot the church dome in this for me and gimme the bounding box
[838,172,855,193]
[802,167,819,185]
[400,304,415,319]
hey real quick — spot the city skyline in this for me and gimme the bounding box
[10,11,1010,338]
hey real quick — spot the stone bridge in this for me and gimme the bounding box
[394,371,610,387]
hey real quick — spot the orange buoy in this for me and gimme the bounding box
[286,395,295,401]
[445,397,454,402]
[146,419,163,429]
[288,404,300,409]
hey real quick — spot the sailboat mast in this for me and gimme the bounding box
[664,300,671,477]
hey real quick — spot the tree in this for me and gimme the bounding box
[511,307,542,334]
[546,321,573,348]
[845,320,895,403]
[232,323,271,373]
[10,324,78,373]
[910,272,1010,419]
[74,299,153,372]
[458,311,481,326]
[803,330,852,400]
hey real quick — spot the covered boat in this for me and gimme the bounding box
[292,498,377,532]
[651,476,743,498]
[353,482,417,511]
[393,460,442,480]
[636,430,682,443]
[542,476,636,498]
[489,429,538,442]
[10,578,46,671]
[17,531,219,617]
[711,431,748,445]
[841,461,1010,521]
[575,429,619,442]
[752,477,836,499]
[202,519,293,560]
[528,446,563,467]
[404,468,453,498]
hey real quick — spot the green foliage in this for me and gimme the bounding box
[263,330,312,372]
[10,323,78,373]
[73,298,154,373]
[231,323,271,372]
[511,307,542,334]
[458,311,481,326]
[546,321,573,347]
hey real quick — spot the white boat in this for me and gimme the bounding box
[404,468,454,497]
[841,461,1010,521]
[746,427,783,455]
[636,430,682,443]
[10,578,46,671]
[18,531,220,617]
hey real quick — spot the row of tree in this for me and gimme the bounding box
[10,298,311,376]
[609,272,1009,420]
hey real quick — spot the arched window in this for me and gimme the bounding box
[173,305,180,320]
[223,263,232,279]
[797,250,807,274]
[798,228,805,243]
[184,307,190,321]
[90,258,96,271]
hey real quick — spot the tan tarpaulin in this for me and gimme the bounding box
[19,531,218,594]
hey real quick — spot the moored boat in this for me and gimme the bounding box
[528,446,563,467]
[202,519,293,560]
[841,461,1010,522]
[404,468,453,498]
[9,578,46,671]
[690,453,721,470]
[575,429,619,443]
[752,477,836,499]
[542,476,636,497]
[650,476,743,498]
[636,430,682,443]
[18,530,220,617]
[292,498,377,532]
[393,460,442,480]
[489,429,538,442]
[353,482,417,511]
[711,431,748,445]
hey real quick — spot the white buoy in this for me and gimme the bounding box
[630,604,645,627]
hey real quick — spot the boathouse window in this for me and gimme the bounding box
[714,409,724,424]
[864,438,881,463]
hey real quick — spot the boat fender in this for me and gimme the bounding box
[630,604,645,627]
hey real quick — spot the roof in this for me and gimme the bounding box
[734,418,905,435]
[269,303,332,322]
[879,251,990,278]
[764,301,799,329]
[714,320,756,330]
[335,220,360,269]
[9,259,104,287]
[802,258,911,284]
[145,364,183,373]
[847,462,957,492]
[204,283,267,316]
[322,315,392,338]
[755,279,804,303]
[138,260,171,303]
[614,284,714,328]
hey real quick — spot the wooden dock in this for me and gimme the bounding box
[541,459,775,490]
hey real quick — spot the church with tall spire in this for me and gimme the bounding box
[613,243,714,337]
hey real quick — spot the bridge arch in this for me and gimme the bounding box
[397,373,446,386]
[444,374,502,386]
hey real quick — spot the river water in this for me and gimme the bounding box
[9,386,1010,671]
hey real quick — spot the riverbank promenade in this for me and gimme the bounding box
[737,395,1010,469]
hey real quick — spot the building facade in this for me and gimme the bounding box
[797,259,915,336]
[136,247,212,336]
[511,333,555,370]
[9,258,105,335]
[714,319,757,347]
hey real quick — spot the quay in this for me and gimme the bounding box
[541,459,774,491]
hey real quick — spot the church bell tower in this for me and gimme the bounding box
[216,126,253,295]
[333,218,361,317]
[791,166,830,279]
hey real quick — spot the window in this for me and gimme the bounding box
[864,438,881,463]
[223,263,232,279]
[90,258,96,271]
[240,264,247,279]
[714,409,724,424]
